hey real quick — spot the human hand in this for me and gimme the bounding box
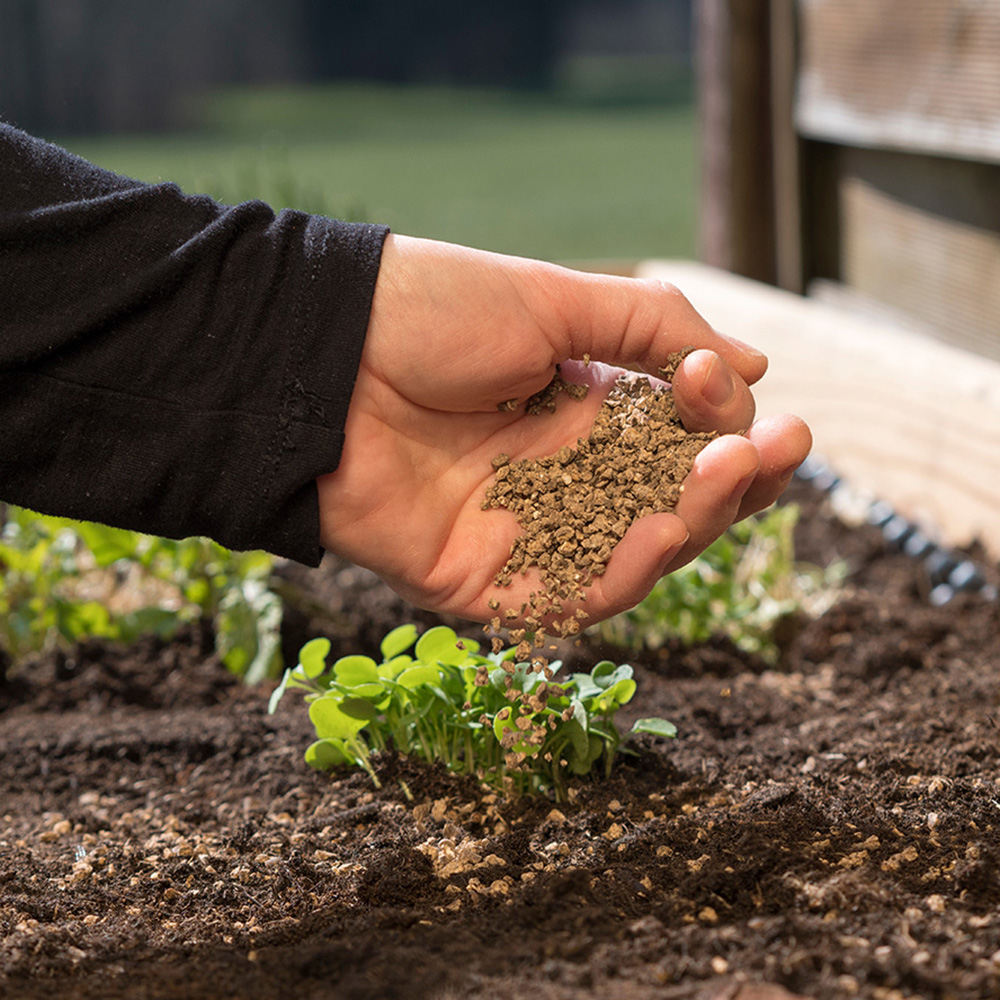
[317,235,811,624]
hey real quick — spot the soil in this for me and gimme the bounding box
[3,480,1000,1000]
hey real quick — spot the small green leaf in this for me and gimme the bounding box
[268,670,292,714]
[596,677,637,710]
[631,717,678,739]
[569,673,602,700]
[414,625,460,663]
[522,669,549,694]
[298,638,331,679]
[309,696,370,739]
[334,654,379,687]
[488,666,511,690]
[492,708,534,754]
[568,733,606,775]
[594,663,633,690]
[337,681,385,700]
[591,660,618,682]
[305,738,351,770]
[381,623,419,660]
[338,696,379,722]
[560,701,591,761]
[396,663,442,689]
[491,709,511,743]
[379,654,413,679]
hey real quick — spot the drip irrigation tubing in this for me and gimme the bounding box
[793,455,998,607]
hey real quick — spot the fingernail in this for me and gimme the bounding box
[701,355,735,408]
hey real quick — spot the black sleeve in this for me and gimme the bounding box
[0,123,389,565]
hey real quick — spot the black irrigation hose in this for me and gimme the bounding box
[794,455,999,607]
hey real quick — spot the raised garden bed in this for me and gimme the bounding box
[2,472,1000,1000]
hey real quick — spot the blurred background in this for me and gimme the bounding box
[0,0,698,262]
[2,0,998,353]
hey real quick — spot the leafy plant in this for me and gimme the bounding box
[594,504,844,661]
[0,506,282,682]
[269,624,675,801]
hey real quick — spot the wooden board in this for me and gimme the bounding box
[796,0,1000,164]
[635,259,1000,557]
[696,0,777,283]
[839,157,1000,362]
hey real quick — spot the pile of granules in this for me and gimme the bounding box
[482,354,717,644]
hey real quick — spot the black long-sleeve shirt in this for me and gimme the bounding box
[0,124,388,565]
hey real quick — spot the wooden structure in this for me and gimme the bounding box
[697,0,1000,361]
[681,1,1000,556]
[636,260,1000,559]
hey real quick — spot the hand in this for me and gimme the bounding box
[317,235,811,624]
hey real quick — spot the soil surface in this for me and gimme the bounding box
[3,480,1000,1000]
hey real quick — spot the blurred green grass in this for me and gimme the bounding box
[65,81,697,262]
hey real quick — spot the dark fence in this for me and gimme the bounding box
[1,0,692,135]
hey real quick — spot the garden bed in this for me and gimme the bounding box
[2,479,1000,1000]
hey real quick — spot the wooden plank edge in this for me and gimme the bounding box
[634,260,1000,559]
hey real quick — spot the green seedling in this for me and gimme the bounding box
[0,506,282,682]
[595,505,844,661]
[269,624,675,801]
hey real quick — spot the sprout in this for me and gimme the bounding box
[269,625,675,801]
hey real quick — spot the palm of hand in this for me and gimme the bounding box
[320,340,621,620]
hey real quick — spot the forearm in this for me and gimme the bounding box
[0,124,388,563]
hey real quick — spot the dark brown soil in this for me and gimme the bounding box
[3,480,1000,1000]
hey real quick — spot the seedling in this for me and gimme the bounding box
[0,506,282,682]
[594,505,844,661]
[269,624,675,800]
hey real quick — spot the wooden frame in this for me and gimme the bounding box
[697,0,1000,360]
[636,259,1000,559]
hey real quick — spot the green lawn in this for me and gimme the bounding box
[65,82,697,263]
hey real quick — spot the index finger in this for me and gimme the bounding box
[532,266,769,385]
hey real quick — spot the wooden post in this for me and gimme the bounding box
[697,0,732,270]
[696,0,776,284]
[769,0,803,293]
